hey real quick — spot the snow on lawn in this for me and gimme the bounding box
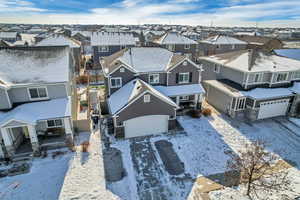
[108,140,139,200]
[209,167,300,200]
[0,150,72,200]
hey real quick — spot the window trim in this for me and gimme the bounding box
[184,44,190,49]
[293,71,300,80]
[98,45,109,52]
[120,67,125,73]
[275,72,289,83]
[144,94,150,103]
[110,77,122,88]
[27,87,49,101]
[179,95,189,101]
[149,73,160,84]
[46,118,63,128]
[254,73,262,83]
[178,72,190,84]
[214,64,220,73]
[235,97,246,111]
[167,44,175,51]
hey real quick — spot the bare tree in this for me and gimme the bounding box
[226,140,294,199]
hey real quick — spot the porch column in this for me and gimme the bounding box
[27,125,40,154]
[176,96,180,106]
[194,94,198,107]
[1,127,14,156]
[64,118,74,142]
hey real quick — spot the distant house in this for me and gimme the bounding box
[0,39,11,47]
[234,35,283,51]
[199,49,300,121]
[0,32,21,43]
[0,46,76,159]
[199,35,248,56]
[151,32,199,61]
[71,31,93,54]
[143,30,165,43]
[91,32,137,68]
[36,34,82,72]
[102,47,205,138]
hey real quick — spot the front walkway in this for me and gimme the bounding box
[58,130,118,200]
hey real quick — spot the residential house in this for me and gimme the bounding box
[199,49,300,121]
[199,35,248,56]
[0,32,21,43]
[234,35,283,51]
[35,34,82,73]
[102,47,205,138]
[91,32,137,68]
[151,32,199,61]
[0,46,75,160]
[71,31,93,54]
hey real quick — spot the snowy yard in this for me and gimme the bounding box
[108,113,300,200]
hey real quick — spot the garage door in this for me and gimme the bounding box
[124,115,169,138]
[258,99,290,119]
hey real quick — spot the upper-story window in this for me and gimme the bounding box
[149,74,159,84]
[28,87,48,100]
[110,77,122,88]
[275,73,288,82]
[120,67,125,73]
[47,119,63,128]
[235,97,246,111]
[293,71,300,79]
[144,94,151,103]
[98,46,109,52]
[184,44,190,49]
[167,44,175,51]
[178,72,190,84]
[214,64,220,73]
[254,73,262,83]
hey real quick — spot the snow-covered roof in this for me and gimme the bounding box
[154,84,205,97]
[155,32,198,45]
[36,35,81,48]
[0,97,71,126]
[108,79,178,115]
[275,49,300,61]
[201,35,247,45]
[200,49,300,73]
[91,32,136,46]
[118,47,173,72]
[0,47,70,86]
[0,32,18,39]
[290,82,300,93]
[241,87,293,100]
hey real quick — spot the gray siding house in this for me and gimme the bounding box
[199,35,247,56]
[0,32,21,43]
[0,46,75,160]
[151,32,199,61]
[102,47,205,138]
[199,49,300,121]
[91,32,137,68]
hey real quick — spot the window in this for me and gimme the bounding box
[254,73,262,83]
[214,64,220,73]
[216,44,221,49]
[236,97,246,111]
[167,44,175,51]
[276,73,288,82]
[178,72,190,84]
[110,77,122,88]
[47,119,63,128]
[98,46,109,52]
[28,87,48,100]
[149,74,159,84]
[293,71,300,79]
[144,94,150,103]
[179,96,189,101]
[184,44,190,49]
[120,68,125,73]
[183,61,188,66]
[231,44,235,49]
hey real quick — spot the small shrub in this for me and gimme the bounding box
[81,141,90,152]
[187,109,201,118]
[202,108,212,117]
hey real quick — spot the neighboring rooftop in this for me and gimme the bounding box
[201,35,247,45]
[0,46,70,87]
[0,32,18,39]
[154,32,198,44]
[102,47,188,74]
[91,32,137,46]
[36,34,81,48]
[200,49,300,72]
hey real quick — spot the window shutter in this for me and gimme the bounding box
[176,73,179,83]
[189,72,193,83]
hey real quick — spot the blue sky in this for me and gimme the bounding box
[1,0,300,27]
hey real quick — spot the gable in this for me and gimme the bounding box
[2,120,28,128]
[169,59,199,73]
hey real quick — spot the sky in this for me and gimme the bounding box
[0,0,300,27]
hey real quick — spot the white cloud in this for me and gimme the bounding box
[0,0,46,12]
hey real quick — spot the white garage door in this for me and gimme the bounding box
[258,99,290,119]
[124,115,169,138]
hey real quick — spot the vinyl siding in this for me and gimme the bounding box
[0,88,10,110]
[168,61,200,86]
